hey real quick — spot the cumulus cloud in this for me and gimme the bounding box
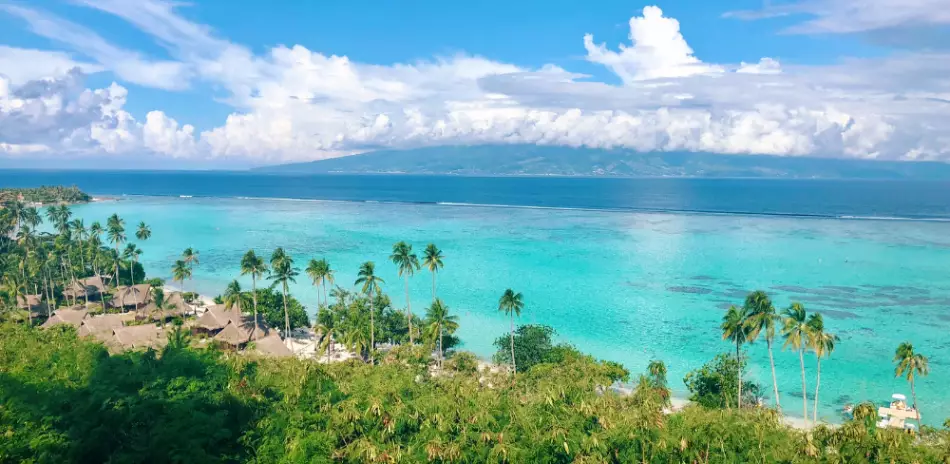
[1,0,949,163]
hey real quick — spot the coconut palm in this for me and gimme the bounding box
[425,298,459,369]
[135,221,151,241]
[744,290,782,412]
[783,302,812,424]
[69,219,87,272]
[306,258,333,308]
[89,221,103,276]
[355,261,384,363]
[181,247,199,305]
[240,250,268,340]
[171,260,192,316]
[268,249,298,339]
[721,304,749,409]
[894,342,929,429]
[390,241,421,344]
[498,289,524,374]
[807,313,838,423]
[122,244,141,287]
[422,244,444,301]
[223,280,250,312]
[106,214,125,289]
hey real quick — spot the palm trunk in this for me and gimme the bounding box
[911,380,921,429]
[251,275,259,341]
[813,357,822,423]
[129,258,136,289]
[799,349,808,425]
[438,323,444,369]
[509,312,516,374]
[431,272,436,302]
[767,339,781,412]
[736,340,743,409]
[405,276,413,345]
[322,282,328,309]
[282,282,290,340]
[369,288,375,364]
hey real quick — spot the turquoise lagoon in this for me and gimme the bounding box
[70,195,950,424]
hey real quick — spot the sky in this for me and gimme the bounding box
[0,0,949,169]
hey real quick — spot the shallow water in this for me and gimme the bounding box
[67,195,950,424]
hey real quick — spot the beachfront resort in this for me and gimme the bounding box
[1,194,948,462]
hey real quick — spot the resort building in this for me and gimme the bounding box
[40,307,89,329]
[62,275,109,302]
[111,284,153,309]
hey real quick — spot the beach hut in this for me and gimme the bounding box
[41,307,89,329]
[251,334,293,358]
[16,294,48,313]
[139,292,192,322]
[194,304,242,333]
[79,313,135,343]
[112,325,167,351]
[62,275,108,301]
[111,284,152,309]
[213,314,273,348]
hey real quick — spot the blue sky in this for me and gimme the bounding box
[0,0,948,168]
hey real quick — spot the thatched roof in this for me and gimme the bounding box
[213,314,272,346]
[112,284,152,307]
[41,308,89,328]
[79,313,134,341]
[63,276,108,298]
[16,294,43,308]
[112,325,166,350]
[195,304,242,331]
[252,334,293,357]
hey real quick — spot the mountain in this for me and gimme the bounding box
[254,145,950,179]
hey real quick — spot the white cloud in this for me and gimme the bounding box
[1,0,949,164]
[0,46,103,85]
[1,5,191,90]
[583,6,724,82]
[725,0,950,36]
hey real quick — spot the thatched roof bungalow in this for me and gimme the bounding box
[213,314,272,347]
[112,284,152,309]
[251,334,293,358]
[62,275,108,300]
[41,307,89,328]
[112,325,166,351]
[194,304,242,332]
[79,313,135,342]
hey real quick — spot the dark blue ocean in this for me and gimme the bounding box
[2,170,950,220]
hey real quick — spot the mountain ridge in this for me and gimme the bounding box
[254,145,950,179]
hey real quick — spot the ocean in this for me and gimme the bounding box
[3,170,950,424]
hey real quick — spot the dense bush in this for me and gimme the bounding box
[684,352,762,408]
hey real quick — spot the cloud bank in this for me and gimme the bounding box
[1,0,949,164]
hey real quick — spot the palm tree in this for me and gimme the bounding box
[390,242,421,344]
[894,342,929,429]
[721,304,749,409]
[306,258,333,308]
[123,243,141,288]
[240,250,268,340]
[135,221,151,242]
[89,221,103,276]
[152,287,168,328]
[223,280,249,312]
[355,261,384,363]
[69,219,87,272]
[181,247,199,306]
[744,290,781,412]
[422,244,444,302]
[807,313,838,423]
[106,214,125,288]
[425,298,459,369]
[268,249,299,340]
[171,260,192,316]
[498,289,524,374]
[783,302,812,424]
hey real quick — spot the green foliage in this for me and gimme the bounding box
[253,286,310,331]
[445,351,479,374]
[1,324,948,463]
[0,186,91,204]
[684,353,762,409]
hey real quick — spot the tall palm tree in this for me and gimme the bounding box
[181,247,199,307]
[240,250,268,340]
[223,280,248,311]
[390,241,420,344]
[135,221,151,242]
[807,313,838,423]
[106,214,125,284]
[89,221,103,276]
[306,258,333,308]
[744,290,782,412]
[425,298,459,370]
[355,261,384,363]
[69,219,87,272]
[721,304,749,409]
[123,244,141,288]
[782,302,812,424]
[268,249,298,340]
[422,244,444,302]
[171,260,192,316]
[894,342,929,429]
[498,289,524,374]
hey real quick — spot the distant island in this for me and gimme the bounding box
[255,145,950,179]
[0,186,91,204]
